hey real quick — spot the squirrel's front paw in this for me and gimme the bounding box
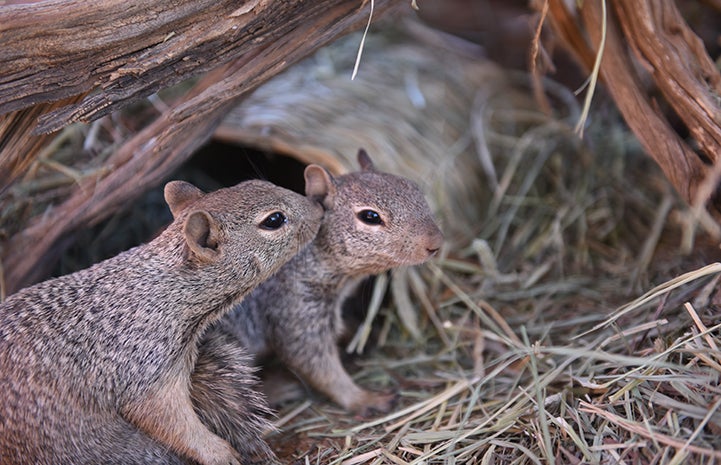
[351,389,399,418]
[198,439,242,465]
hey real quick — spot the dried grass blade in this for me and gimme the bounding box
[631,192,674,287]
[599,319,669,349]
[273,400,313,430]
[341,448,383,465]
[574,0,606,138]
[576,262,721,338]
[380,448,410,465]
[548,416,596,463]
[347,272,389,354]
[579,401,721,459]
[407,266,451,347]
[391,267,422,341]
[684,302,719,352]
[350,0,374,81]
[348,377,478,433]
[522,328,553,464]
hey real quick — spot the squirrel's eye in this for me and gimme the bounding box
[357,209,383,225]
[260,212,287,230]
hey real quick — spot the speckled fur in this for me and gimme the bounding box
[0,180,322,465]
[203,150,444,416]
[191,327,276,464]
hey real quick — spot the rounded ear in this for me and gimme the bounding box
[165,181,205,219]
[357,148,376,171]
[183,210,220,262]
[304,164,336,205]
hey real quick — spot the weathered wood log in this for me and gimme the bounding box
[581,0,711,203]
[542,0,721,215]
[0,0,402,294]
[1,0,362,133]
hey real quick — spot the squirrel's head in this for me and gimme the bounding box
[163,179,322,290]
[304,149,444,276]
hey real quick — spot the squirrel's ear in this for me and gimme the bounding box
[165,181,205,218]
[357,149,376,171]
[304,164,336,205]
[183,210,220,262]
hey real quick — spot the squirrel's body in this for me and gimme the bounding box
[204,151,444,415]
[0,180,322,464]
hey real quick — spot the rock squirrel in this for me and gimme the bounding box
[202,150,444,416]
[0,179,322,464]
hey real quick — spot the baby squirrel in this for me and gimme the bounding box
[203,149,444,416]
[0,179,322,464]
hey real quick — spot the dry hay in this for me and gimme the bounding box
[1,18,720,465]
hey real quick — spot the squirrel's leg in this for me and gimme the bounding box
[274,326,397,416]
[123,375,241,465]
[191,329,277,462]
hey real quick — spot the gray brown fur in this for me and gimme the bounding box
[0,179,322,464]
[190,327,277,463]
[203,150,444,415]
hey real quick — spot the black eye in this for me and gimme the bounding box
[357,209,383,225]
[260,212,287,230]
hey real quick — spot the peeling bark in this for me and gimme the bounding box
[542,0,721,214]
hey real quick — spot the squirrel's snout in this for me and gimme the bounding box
[425,228,444,257]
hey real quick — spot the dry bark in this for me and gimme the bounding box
[542,0,721,214]
[1,0,349,132]
[0,0,402,294]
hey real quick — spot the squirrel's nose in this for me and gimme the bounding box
[425,227,444,256]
